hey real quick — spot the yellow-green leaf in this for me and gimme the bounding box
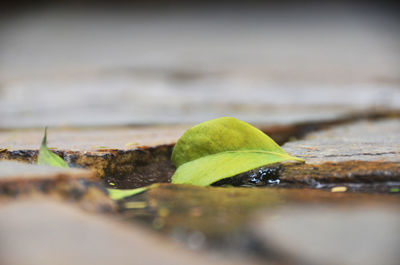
[107,186,151,200]
[38,128,68,168]
[171,117,303,186]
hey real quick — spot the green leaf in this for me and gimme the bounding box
[38,128,69,168]
[171,117,304,186]
[107,186,150,200]
[390,188,399,193]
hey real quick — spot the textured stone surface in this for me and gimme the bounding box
[278,161,400,193]
[0,127,186,151]
[251,205,400,265]
[0,200,250,265]
[283,119,400,164]
[0,127,184,184]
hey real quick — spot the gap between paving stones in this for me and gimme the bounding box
[0,111,399,190]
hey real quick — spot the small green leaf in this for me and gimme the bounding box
[390,188,399,193]
[107,186,150,200]
[171,117,304,186]
[38,128,68,168]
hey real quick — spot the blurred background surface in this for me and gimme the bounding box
[1,1,399,127]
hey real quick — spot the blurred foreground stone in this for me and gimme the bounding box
[0,200,249,265]
[0,161,114,212]
[251,205,400,265]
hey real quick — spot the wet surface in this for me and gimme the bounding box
[115,183,400,265]
[118,184,400,246]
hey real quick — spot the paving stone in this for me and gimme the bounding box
[0,127,186,185]
[247,119,400,188]
[0,199,251,265]
[0,161,115,212]
[278,161,400,188]
[283,119,400,164]
[251,205,400,265]
[0,127,186,151]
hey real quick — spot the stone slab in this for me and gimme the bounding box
[278,161,400,192]
[0,199,250,265]
[283,119,400,164]
[0,127,186,183]
[251,205,400,265]
[0,126,187,151]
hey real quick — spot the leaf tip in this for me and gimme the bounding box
[41,127,48,147]
[38,127,69,168]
